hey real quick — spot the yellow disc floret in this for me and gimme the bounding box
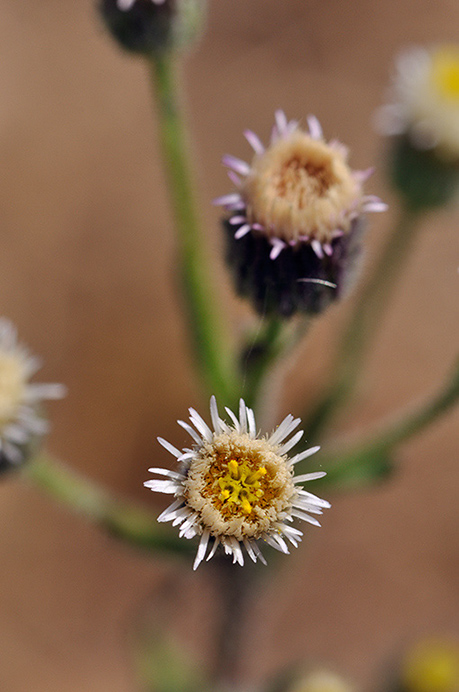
[431,46,459,101]
[183,431,295,541]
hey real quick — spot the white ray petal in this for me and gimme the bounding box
[157,437,183,458]
[288,445,320,465]
[206,537,220,561]
[143,479,180,494]
[268,415,300,446]
[147,467,185,480]
[224,405,241,432]
[277,429,304,455]
[294,471,327,483]
[209,395,222,435]
[246,406,257,438]
[291,508,322,526]
[188,408,213,442]
[177,420,203,445]
[193,529,210,570]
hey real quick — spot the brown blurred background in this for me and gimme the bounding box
[0,0,458,690]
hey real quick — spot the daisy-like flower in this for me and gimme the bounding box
[376,45,459,159]
[215,111,386,317]
[376,45,459,209]
[0,318,65,469]
[144,396,330,569]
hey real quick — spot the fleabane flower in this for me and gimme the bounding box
[215,111,386,317]
[377,45,459,159]
[376,45,459,209]
[144,396,330,569]
[0,318,65,469]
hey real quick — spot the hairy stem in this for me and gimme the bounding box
[304,205,421,440]
[313,357,459,489]
[22,453,192,555]
[148,53,239,408]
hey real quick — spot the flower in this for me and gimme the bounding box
[375,45,459,210]
[144,396,330,569]
[0,318,65,469]
[401,638,459,692]
[99,0,207,56]
[288,670,355,692]
[215,111,386,316]
[376,45,459,159]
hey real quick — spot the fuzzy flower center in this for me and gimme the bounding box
[431,47,459,101]
[243,131,360,244]
[184,432,295,540]
[208,457,269,517]
[0,354,27,428]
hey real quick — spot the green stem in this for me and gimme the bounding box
[240,317,311,411]
[314,356,459,489]
[148,53,239,408]
[21,453,193,556]
[303,204,422,441]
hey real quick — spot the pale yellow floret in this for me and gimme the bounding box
[431,46,459,101]
[183,431,295,540]
[0,354,28,429]
[242,131,360,243]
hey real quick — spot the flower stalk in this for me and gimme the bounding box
[312,356,459,489]
[303,203,422,441]
[22,452,192,555]
[148,52,239,408]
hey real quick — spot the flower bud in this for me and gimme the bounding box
[99,0,206,56]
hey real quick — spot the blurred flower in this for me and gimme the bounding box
[144,396,330,569]
[401,638,459,692]
[288,670,355,692]
[0,318,65,470]
[376,45,459,208]
[99,0,206,55]
[376,45,459,159]
[215,111,386,317]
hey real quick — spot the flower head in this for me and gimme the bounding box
[377,45,459,159]
[215,111,386,316]
[0,318,65,469]
[145,396,330,569]
[99,0,206,56]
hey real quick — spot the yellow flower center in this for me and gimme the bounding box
[243,130,360,243]
[0,354,27,429]
[184,431,295,539]
[431,47,459,101]
[216,458,267,515]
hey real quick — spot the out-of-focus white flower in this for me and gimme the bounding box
[376,45,459,160]
[145,396,330,569]
[0,318,65,466]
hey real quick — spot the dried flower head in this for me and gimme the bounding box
[215,111,386,316]
[145,396,330,569]
[376,45,459,159]
[0,318,65,469]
